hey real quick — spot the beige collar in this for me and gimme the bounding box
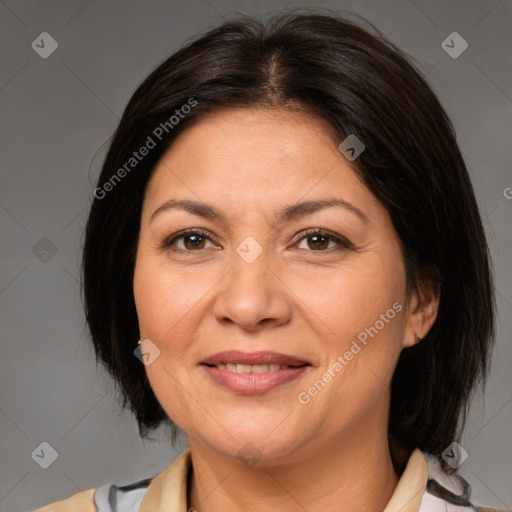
[383,449,429,512]
[141,447,428,512]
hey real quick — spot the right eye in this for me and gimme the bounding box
[162,229,219,252]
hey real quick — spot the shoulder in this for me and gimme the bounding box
[31,449,190,512]
[32,488,96,512]
[32,477,152,512]
[419,451,508,512]
[420,490,507,512]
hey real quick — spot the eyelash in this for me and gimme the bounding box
[161,228,353,253]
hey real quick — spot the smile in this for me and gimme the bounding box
[209,363,296,372]
[199,350,311,394]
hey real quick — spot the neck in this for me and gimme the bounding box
[187,427,400,512]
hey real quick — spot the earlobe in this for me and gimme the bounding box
[403,279,440,348]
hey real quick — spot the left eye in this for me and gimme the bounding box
[163,228,351,252]
[294,229,351,251]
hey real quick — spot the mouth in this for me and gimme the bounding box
[203,362,302,373]
[200,350,311,395]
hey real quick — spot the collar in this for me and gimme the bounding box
[140,447,428,512]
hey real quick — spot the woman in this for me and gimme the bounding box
[34,11,502,512]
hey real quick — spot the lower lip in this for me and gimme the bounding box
[201,364,309,395]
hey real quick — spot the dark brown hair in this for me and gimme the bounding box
[82,11,495,476]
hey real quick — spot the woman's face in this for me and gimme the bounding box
[133,108,422,464]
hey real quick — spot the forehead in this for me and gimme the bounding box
[142,108,382,221]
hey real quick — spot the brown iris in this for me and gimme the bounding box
[307,234,329,250]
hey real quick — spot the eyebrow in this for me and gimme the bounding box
[150,197,369,225]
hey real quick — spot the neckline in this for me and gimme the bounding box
[140,447,429,512]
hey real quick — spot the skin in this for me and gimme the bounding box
[133,107,439,512]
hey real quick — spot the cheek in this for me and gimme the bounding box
[133,265,169,335]
[298,258,405,342]
[304,255,407,387]
[133,254,204,427]
[133,251,204,339]
[298,274,405,430]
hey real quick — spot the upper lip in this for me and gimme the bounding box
[201,350,309,367]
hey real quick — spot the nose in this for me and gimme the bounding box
[212,248,292,332]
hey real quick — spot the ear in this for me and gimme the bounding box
[403,278,440,348]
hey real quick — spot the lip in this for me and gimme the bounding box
[201,364,309,395]
[201,350,309,366]
[200,350,310,395]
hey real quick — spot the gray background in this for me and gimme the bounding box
[0,1,511,511]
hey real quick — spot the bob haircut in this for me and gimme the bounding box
[82,11,495,475]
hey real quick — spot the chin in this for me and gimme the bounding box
[190,418,314,465]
